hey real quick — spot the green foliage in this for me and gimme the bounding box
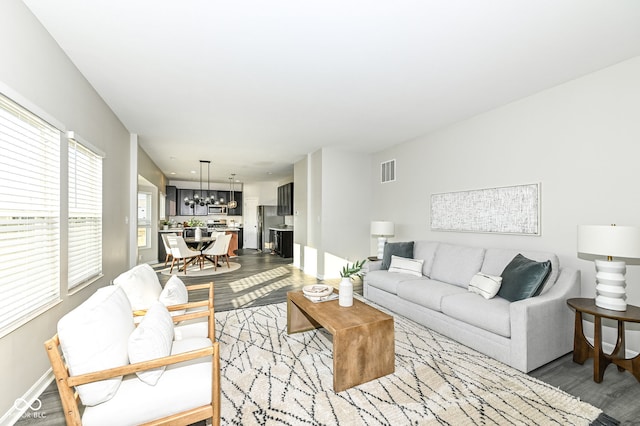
[340,259,367,279]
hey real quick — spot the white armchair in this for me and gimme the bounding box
[45,285,220,425]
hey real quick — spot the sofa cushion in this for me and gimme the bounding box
[159,275,188,315]
[481,248,559,293]
[388,255,424,277]
[397,279,467,312]
[82,337,213,425]
[57,286,134,406]
[497,254,551,302]
[468,272,502,299]
[429,243,485,288]
[441,292,512,338]
[128,302,175,385]
[113,264,163,311]
[412,241,439,277]
[365,270,424,295]
[381,241,414,270]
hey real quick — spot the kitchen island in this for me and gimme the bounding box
[270,227,293,258]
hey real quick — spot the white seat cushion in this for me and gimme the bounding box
[82,337,213,426]
[365,270,425,295]
[174,306,209,340]
[441,292,512,338]
[397,279,467,312]
[113,264,162,311]
[57,286,134,406]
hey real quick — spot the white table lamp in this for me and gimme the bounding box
[577,224,640,311]
[371,221,395,260]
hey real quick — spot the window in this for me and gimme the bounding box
[137,192,152,248]
[68,135,103,289]
[0,93,61,336]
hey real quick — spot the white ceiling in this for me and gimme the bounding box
[22,0,640,184]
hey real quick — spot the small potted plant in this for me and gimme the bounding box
[339,259,367,307]
[160,219,169,230]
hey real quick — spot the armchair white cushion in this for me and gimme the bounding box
[128,301,175,385]
[57,286,134,406]
[81,337,214,426]
[158,275,189,315]
[113,264,162,311]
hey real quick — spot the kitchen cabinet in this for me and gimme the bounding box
[165,185,177,216]
[277,182,294,216]
[273,229,293,258]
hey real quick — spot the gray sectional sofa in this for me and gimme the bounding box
[364,241,581,373]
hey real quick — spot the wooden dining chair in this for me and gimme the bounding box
[167,235,202,275]
[201,234,232,271]
[161,233,176,266]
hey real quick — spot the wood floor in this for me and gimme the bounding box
[15,250,640,425]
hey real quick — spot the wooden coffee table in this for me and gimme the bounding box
[287,290,395,392]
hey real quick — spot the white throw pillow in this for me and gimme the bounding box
[113,264,162,311]
[128,301,175,385]
[469,272,503,299]
[388,255,424,277]
[158,275,188,315]
[57,286,134,406]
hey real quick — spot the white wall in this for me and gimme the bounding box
[0,0,131,419]
[297,148,372,279]
[371,56,640,351]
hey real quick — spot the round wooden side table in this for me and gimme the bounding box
[567,297,640,383]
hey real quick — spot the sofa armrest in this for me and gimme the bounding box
[509,267,581,372]
[367,259,383,272]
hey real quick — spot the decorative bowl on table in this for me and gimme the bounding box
[302,284,333,298]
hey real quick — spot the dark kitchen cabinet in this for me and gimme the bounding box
[277,182,293,216]
[273,230,293,258]
[165,185,177,216]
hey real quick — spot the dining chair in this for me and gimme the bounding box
[161,233,176,266]
[167,235,202,275]
[202,234,232,271]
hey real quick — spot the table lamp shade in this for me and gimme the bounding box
[371,221,395,236]
[577,225,640,311]
[577,225,640,259]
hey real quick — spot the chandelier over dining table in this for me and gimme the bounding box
[184,160,212,208]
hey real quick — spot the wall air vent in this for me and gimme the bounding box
[380,159,396,183]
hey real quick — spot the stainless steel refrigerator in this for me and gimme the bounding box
[257,205,284,252]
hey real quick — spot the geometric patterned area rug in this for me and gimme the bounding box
[215,301,604,425]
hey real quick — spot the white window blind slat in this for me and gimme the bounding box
[0,93,61,336]
[68,138,103,289]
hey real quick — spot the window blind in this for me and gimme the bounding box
[0,93,60,335]
[68,138,102,289]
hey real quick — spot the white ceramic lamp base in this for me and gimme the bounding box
[594,259,627,311]
[377,237,388,260]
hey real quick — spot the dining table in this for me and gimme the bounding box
[184,236,216,251]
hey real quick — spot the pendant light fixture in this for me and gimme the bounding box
[184,160,212,209]
[228,173,238,209]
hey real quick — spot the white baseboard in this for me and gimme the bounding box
[0,369,54,425]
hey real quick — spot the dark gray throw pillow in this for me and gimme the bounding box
[497,254,552,302]
[381,241,414,270]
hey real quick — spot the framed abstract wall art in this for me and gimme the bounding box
[430,183,540,235]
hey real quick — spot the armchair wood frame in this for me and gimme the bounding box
[45,281,219,426]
